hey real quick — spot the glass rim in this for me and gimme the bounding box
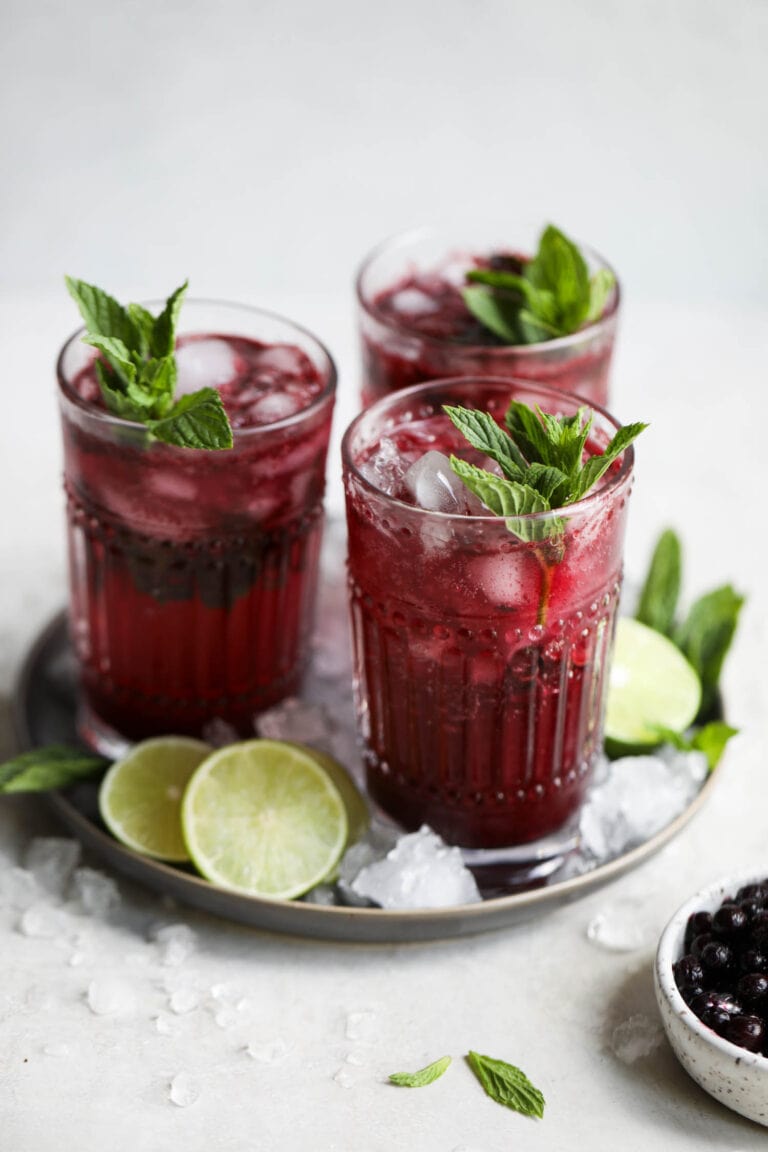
[57,297,338,439]
[355,225,621,353]
[341,374,635,524]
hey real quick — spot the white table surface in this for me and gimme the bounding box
[3,1,768,1147]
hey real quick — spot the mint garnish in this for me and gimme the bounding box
[463,224,615,345]
[466,1051,545,1119]
[65,277,233,450]
[444,401,646,543]
[0,746,107,793]
[652,722,739,772]
[635,529,744,720]
[388,1056,451,1087]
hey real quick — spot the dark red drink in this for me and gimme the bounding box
[357,228,619,408]
[58,302,336,753]
[342,378,634,849]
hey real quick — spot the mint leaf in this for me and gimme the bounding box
[388,1056,451,1087]
[653,722,738,772]
[636,529,682,637]
[148,387,233,450]
[0,746,107,793]
[571,421,648,501]
[463,224,616,346]
[674,585,745,716]
[466,1051,545,1119]
[442,405,527,478]
[505,399,558,465]
[449,456,554,543]
[66,276,233,451]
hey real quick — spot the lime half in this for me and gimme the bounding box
[605,617,702,752]
[99,736,211,861]
[181,740,348,900]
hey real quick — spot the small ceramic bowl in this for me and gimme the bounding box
[655,870,768,1127]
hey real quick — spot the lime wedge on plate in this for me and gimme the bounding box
[181,740,348,900]
[285,741,369,845]
[605,617,702,754]
[99,736,211,861]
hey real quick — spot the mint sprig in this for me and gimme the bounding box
[388,1056,451,1087]
[635,529,744,721]
[444,401,646,544]
[463,224,615,345]
[0,746,107,793]
[65,277,233,450]
[466,1051,545,1119]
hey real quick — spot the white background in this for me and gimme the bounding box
[2,2,768,1149]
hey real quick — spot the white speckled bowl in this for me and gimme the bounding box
[655,871,768,1127]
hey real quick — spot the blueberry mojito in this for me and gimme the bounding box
[59,281,336,752]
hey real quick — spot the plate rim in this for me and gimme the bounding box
[10,610,720,942]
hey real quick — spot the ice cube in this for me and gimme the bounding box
[256,698,334,753]
[337,824,399,887]
[333,1068,354,1089]
[19,904,69,939]
[359,436,409,497]
[87,978,137,1016]
[255,344,310,377]
[151,923,197,967]
[579,751,707,861]
[610,1014,663,1064]
[389,289,440,316]
[70,868,120,918]
[247,392,303,425]
[403,450,467,513]
[350,825,481,909]
[245,1038,290,1063]
[468,552,538,609]
[0,867,40,910]
[201,717,239,748]
[169,1072,200,1108]
[586,903,650,952]
[24,838,81,897]
[169,988,199,1015]
[302,884,338,906]
[175,339,237,396]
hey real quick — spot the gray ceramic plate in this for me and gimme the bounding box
[12,612,719,943]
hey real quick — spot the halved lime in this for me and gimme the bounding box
[604,617,702,753]
[99,736,211,861]
[284,742,369,846]
[181,740,348,900]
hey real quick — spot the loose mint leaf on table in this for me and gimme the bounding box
[388,1055,452,1087]
[464,223,616,345]
[0,746,107,794]
[675,585,745,717]
[65,276,233,451]
[636,528,682,637]
[466,1051,545,1119]
[444,400,646,543]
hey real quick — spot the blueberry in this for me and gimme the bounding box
[736,883,768,905]
[739,898,762,924]
[691,932,714,959]
[737,973,768,1008]
[724,1014,765,1052]
[712,903,748,938]
[740,949,768,974]
[674,955,705,992]
[700,940,735,977]
[685,911,713,951]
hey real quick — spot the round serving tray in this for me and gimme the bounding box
[12,611,719,944]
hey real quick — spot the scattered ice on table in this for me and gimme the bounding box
[345,1051,364,1066]
[345,1011,376,1041]
[245,1038,290,1064]
[19,903,69,939]
[579,750,708,861]
[152,923,197,967]
[201,717,239,748]
[42,1042,70,1058]
[87,977,137,1017]
[169,1071,200,1108]
[155,1013,173,1035]
[303,884,337,906]
[333,1067,354,1089]
[24,838,81,897]
[0,867,40,910]
[586,903,650,952]
[70,868,120,918]
[69,951,86,967]
[402,450,482,514]
[176,339,237,396]
[389,288,440,316]
[257,698,334,753]
[169,988,199,1015]
[611,1014,663,1064]
[358,436,409,496]
[349,825,481,910]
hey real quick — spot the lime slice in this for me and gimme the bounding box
[284,742,369,845]
[181,740,348,900]
[605,617,702,752]
[99,736,211,861]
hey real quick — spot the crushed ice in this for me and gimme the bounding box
[611,1014,663,1064]
[87,977,137,1017]
[347,825,481,910]
[24,838,81,897]
[168,1071,200,1108]
[586,902,651,953]
[151,923,197,967]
